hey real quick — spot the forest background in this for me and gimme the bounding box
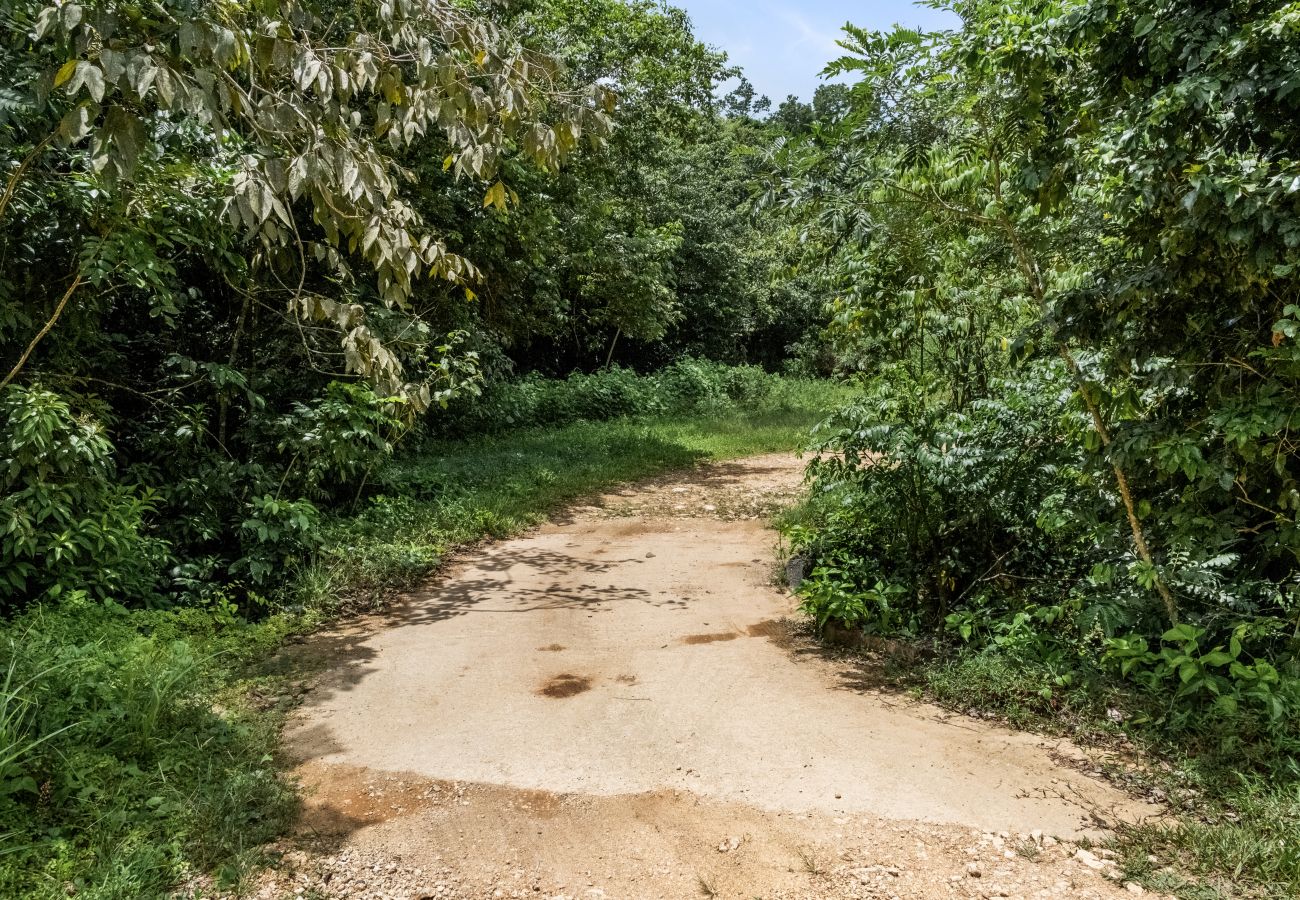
[2,1,1298,897]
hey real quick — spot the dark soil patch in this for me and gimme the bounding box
[537,674,592,698]
[746,619,785,639]
[681,632,739,645]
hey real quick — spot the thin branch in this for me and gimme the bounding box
[1,273,84,391]
[0,133,55,225]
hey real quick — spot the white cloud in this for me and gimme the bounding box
[767,4,843,58]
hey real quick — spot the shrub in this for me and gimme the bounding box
[273,381,406,501]
[231,495,323,591]
[791,360,1096,632]
[431,359,792,437]
[792,361,1300,770]
[0,387,166,612]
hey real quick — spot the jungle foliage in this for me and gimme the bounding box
[0,0,840,894]
[774,3,1300,892]
[0,0,829,618]
[7,0,1300,895]
[782,0,1300,751]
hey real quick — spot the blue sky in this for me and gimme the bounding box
[676,1,960,102]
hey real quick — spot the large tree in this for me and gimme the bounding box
[0,0,610,608]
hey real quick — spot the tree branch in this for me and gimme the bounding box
[1,273,84,391]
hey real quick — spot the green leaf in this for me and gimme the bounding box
[1213,695,1238,716]
[1162,624,1201,645]
[57,103,95,144]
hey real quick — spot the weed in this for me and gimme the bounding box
[868,643,1300,899]
[1014,839,1041,862]
[795,845,826,876]
[1114,777,1300,899]
[0,599,299,898]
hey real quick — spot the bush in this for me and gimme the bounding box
[790,362,1300,771]
[1,387,166,613]
[272,381,406,502]
[791,361,1095,632]
[431,359,795,437]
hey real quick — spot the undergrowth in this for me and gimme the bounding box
[882,647,1300,899]
[0,600,296,900]
[0,372,845,899]
[783,368,1300,899]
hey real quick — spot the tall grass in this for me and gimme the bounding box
[0,602,297,899]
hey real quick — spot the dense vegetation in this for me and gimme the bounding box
[775,1,1300,896]
[0,0,834,619]
[4,0,1300,896]
[0,0,841,894]
[0,364,838,899]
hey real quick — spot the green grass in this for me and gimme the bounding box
[900,649,1300,900]
[1115,777,1300,899]
[0,382,845,900]
[0,601,297,900]
[295,395,843,616]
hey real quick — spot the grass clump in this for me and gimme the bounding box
[902,648,1300,899]
[1116,777,1300,899]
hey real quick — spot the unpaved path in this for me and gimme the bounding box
[275,454,1162,900]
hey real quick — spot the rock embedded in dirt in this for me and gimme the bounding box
[785,554,808,590]
[1074,848,1104,869]
[716,835,742,853]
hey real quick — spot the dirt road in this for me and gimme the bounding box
[278,454,1161,900]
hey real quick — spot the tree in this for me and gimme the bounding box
[723,75,758,118]
[773,0,1300,667]
[770,93,813,133]
[0,0,611,609]
[811,83,849,124]
[411,0,824,373]
[2,0,612,405]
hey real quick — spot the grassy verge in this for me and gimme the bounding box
[298,404,835,614]
[0,382,845,900]
[876,649,1300,899]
